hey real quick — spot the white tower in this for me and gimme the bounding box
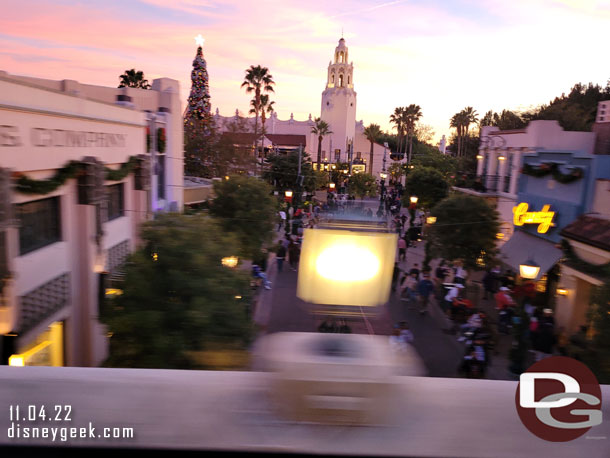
[439,135,447,154]
[321,38,357,161]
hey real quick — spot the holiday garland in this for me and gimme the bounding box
[522,162,584,184]
[15,156,141,195]
[560,239,610,279]
[157,127,166,154]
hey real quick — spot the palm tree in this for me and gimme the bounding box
[250,94,275,135]
[259,94,275,137]
[363,123,382,174]
[390,107,405,158]
[450,111,467,157]
[118,69,151,89]
[311,118,332,168]
[404,104,423,164]
[461,106,479,156]
[241,65,275,160]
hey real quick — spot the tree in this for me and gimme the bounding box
[311,117,332,169]
[411,145,457,178]
[402,167,449,210]
[100,214,252,369]
[257,94,275,136]
[414,123,435,144]
[461,106,479,142]
[118,69,151,89]
[241,65,275,160]
[403,104,423,164]
[363,123,382,174]
[428,194,500,271]
[263,151,324,193]
[390,107,405,157]
[347,172,377,199]
[209,175,276,259]
[450,111,466,157]
[184,42,216,176]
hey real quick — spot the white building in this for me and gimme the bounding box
[214,38,390,179]
[0,71,183,367]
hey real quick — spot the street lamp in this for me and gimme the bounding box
[221,256,239,268]
[426,216,436,224]
[410,196,418,205]
[380,172,387,180]
[284,190,293,203]
[519,258,540,280]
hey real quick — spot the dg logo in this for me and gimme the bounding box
[516,356,603,441]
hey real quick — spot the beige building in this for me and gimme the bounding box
[213,38,390,180]
[0,71,183,367]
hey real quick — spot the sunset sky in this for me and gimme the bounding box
[1,0,609,143]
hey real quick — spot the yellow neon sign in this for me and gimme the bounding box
[513,203,555,233]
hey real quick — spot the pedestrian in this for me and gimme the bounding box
[276,243,287,273]
[278,210,286,232]
[494,287,515,334]
[399,321,414,344]
[482,269,495,300]
[409,263,420,279]
[444,283,464,315]
[417,273,434,314]
[454,261,467,285]
[252,264,271,290]
[391,262,402,292]
[400,272,418,304]
[288,240,299,271]
[397,237,407,262]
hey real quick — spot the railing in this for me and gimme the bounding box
[453,173,512,194]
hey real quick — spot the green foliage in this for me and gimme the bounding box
[16,156,141,195]
[480,109,526,130]
[583,282,610,384]
[347,172,377,199]
[263,151,323,192]
[411,145,457,178]
[118,69,151,89]
[523,81,610,131]
[428,194,500,271]
[101,214,253,369]
[209,175,275,258]
[402,167,449,210]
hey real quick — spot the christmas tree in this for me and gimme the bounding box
[184,35,216,177]
[185,35,212,133]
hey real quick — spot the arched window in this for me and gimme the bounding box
[340,51,344,63]
[331,74,335,84]
[335,52,339,63]
[347,75,350,85]
[339,74,344,87]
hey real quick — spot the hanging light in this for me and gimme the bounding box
[519,258,540,280]
[222,256,239,268]
[410,196,418,204]
[556,287,568,296]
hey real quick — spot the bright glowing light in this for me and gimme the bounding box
[152,252,158,262]
[476,155,483,160]
[105,288,123,297]
[284,190,293,197]
[195,34,205,47]
[557,288,568,296]
[329,183,336,189]
[426,216,436,224]
[8,355,24,366]
[222,256,239,268]
[496,232,505,239]
[498,155,506,161]
[315,244,380,282]
[410,196,418,204]
[520,260,540,280]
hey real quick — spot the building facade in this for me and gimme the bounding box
[0,71,183,367]
[213,38,390,180]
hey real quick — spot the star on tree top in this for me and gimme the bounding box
[195,34,205,47]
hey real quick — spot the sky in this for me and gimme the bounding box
[1,0,609,143]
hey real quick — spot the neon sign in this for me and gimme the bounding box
[513,203,555,233]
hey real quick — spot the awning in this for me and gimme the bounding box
[499,230,562,281]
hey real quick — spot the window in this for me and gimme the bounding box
[157,155,166,199]
[17,196,61,255]
[339,74,344,87]
[356,151,362,159]
[107,183,124,221]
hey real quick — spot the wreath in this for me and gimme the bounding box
[521,162,584,184]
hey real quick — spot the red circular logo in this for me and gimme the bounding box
[515,356,602,441]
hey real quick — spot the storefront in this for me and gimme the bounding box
[499,150,610,310]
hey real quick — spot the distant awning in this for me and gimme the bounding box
[499,231,562,281]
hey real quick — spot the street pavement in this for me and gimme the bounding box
[255,197,470,379]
